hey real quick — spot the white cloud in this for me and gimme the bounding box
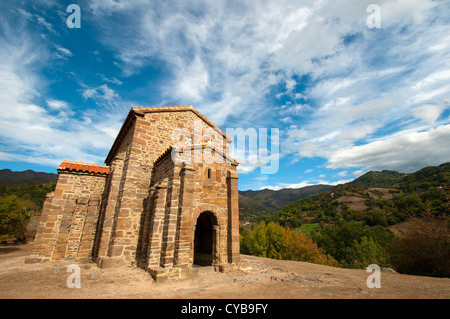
[0,21,122,167]
[170,56,209,103]
[328,178,355,186]
[260,181,313,191]
[36,15,55,33]
[46,99,69,110]
[86,0,449,137]
[17,8,33,20]
[327,125,450,172]
[85,1,322,126]
[100,75,123,86]
[82,84,118,101]
[82,88,97,99]
[55,45,73,57]
[380,0,438,25]
[99,84,118,100]
[411,104,445,124]
[274,0,450,174]
[412,70,450,91]
[94,1,450,178]
[234,144,280,176]
[3,0,450,178]
[352,169,366,176]
[337,171,348,177]
[285,79,296,92]
[260,177,354,191]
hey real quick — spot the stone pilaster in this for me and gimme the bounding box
[227,168,240,264]
[174,162,196,267]
[146,179,168,269]
[159,165,182,268]
[78,195,102,259]
[93,157,124,261]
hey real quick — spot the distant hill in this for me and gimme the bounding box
[266,162,450,228]
[349,170,406,188]
[397,162,450,191]
[238,168,414,223]
[239,185,333,222]
[0,169,58,186]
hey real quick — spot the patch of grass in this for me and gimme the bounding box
[298,223,320,235]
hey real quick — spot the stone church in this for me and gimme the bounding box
[28,106,240,281]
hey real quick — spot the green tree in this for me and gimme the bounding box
[341,236,390,268]
[393,193,424,216]
[248,221,269,257]
[283,230,338,267]
[364,208,389,226]
[239,225,252,255]
[265,222,286,259]
[246,221,286,259]
[0,195,30,239]
[311,221,394,269]
[240,222,338,267]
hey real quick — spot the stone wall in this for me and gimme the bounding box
[135,145,240,281]
[97,107,235,268]
[29,171,107,261]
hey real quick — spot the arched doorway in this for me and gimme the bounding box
[193,211,216,266]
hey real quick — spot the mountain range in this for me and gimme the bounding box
[1,163,448,226]
[266,162,449,228]
[239,185,333,222]
[0,169,58,186]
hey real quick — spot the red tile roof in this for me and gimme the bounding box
[58,160,110,175]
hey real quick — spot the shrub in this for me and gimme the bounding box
[240,221,338,267]
[341,236,390,268]
[388,216,450,277]
[363,208,389,226]
[0,195,30,240]
[283,230,338,267]
[311,221,394,269]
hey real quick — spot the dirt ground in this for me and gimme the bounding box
[1,244,449,299]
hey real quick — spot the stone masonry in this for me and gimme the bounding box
[28,106,240,281]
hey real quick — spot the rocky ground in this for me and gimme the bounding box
[1,244,449,299]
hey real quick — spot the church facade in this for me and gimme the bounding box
[28,106,240,281]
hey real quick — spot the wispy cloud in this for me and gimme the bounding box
[82,84,118,101]
[328,125,450,172]
[88,0,449,129]
[0,16,123,167]
[1,0,449,187]
[55,45,73,58]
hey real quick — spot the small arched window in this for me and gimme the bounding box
[207,168,211,179]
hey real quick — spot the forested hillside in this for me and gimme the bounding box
[267,162,449,228]
[0,169,57,186]
[0,173,56,241]
[239,184,333,222]
[241,163,450,278]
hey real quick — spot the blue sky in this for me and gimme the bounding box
[0,0,449,191]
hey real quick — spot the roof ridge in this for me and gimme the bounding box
[153,143,239,166]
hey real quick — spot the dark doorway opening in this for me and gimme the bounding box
[194,212,215,266]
